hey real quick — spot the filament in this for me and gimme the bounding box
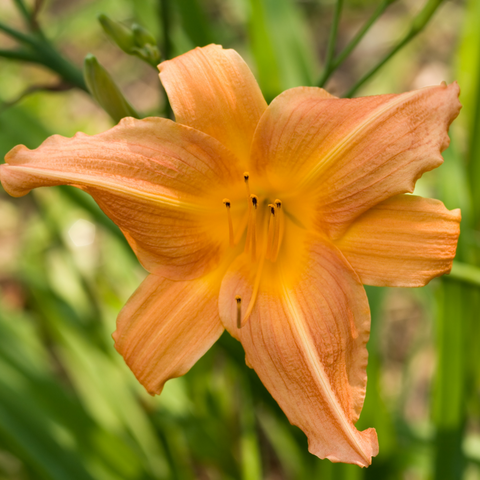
[235,296,242,329]
[271,199,284,262]
[240,213,269,328]
[245,194,258,259]
[266,204,276,261]
[223,198,234,246]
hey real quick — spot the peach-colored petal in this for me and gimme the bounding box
[114,273,224,395]
[219,234,378,467]
[1,117,242,280]
[159,45,268,167]
[251,84,461,239]
[335,194,461,287]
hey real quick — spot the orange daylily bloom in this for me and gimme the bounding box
[0,45,461,466]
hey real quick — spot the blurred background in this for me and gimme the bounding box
[0,0,479,479]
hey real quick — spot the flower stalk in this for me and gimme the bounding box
[318,0,398,88]
[345,0,446,97]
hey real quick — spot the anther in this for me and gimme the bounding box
[223,198,234,246]
[250,194,258,208]
[235,296,242,329]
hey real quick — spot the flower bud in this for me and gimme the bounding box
[132,24,157,48]
[131,24,161,66]
[83,54,139,123]
[98,15,160,67]
[98,14,136,53]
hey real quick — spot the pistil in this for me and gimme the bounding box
[238,209,269,328]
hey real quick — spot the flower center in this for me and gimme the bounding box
[222,172,288,329]
[222,184,285,263]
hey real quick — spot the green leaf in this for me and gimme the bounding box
[239,378,262,480]
[175,0,215,47]
[432,279,467,479]
[457,0,480,228]
[247,0,317,101]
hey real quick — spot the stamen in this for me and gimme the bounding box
[243,172,251,197]
[244,194,256,254]
[243,174,252,252]
[247,194,258,261]
[235,295,242,329]
[271,199,284,262]
[266,203,276,260]
[223,198,234,246]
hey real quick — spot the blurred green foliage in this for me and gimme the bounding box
[0,0,479,479]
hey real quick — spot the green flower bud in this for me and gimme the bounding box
[98,15,161,67]
[83,54,139,123]
[98,14,136,53]
[131,24,161,66]
[131,23,157,48]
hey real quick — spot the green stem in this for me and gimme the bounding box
[159,0,173,118]
[0,23,86,91]
[344,0,445,97]
[0,21,37,46]
[33,37,87,91]
[467,40,480,229]
[12,0,32,24]
[318,0,344,88]
[160,0,172,61]
[0,48,37,62]
[13,0,43,32]
[319,0,397,87]
[448,261,480,288]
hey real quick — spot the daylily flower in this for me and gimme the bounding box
[0,45,461,466]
